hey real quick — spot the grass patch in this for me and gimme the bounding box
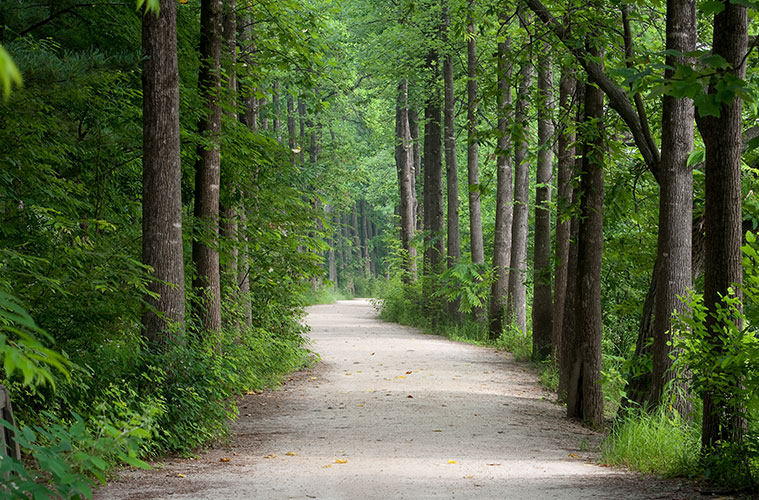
[601,406,700,477]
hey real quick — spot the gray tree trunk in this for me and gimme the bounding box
[488,29,513,339]
[506,60,533,335]
[466,0,484,267]
[192,0,224,334]
[532,42,554,361]
[141,0,185,346]
[396,79,418,282]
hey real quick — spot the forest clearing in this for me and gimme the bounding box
[1,0,759,498]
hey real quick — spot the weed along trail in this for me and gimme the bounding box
[97,299,697,500]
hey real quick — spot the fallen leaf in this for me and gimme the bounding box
[487,463,501,466]
[370,352,375,355]
[356,403,365,407]
[407,395,414,399]
[264,454,277,459]
[345,373,352,376]
[310,377,317,380]
[322,464,332,468]
[335,459,348,464]
[432,429,442,432]
[176,473,185,478]
[568,453,582,458]
[220,457,231,462]
[465,475,474,479]
[285,452,299,456]
[448,460,457,464]
[406,371,413,374]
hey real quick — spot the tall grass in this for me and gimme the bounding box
[601,407,700,477]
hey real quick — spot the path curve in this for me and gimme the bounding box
[96,299,698,499]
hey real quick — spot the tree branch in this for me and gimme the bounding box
[524,0,661,180]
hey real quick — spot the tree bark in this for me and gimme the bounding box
[287,94,296,166]
[192,0,224,334]
[488,28,513,339]
[423,49,445,315]
[466,0,484,268]
[443,2,461,318]
[396,79,418,283]
[272,80,281,142]
[141,0,185,347]
[220,0,238,308]
[532,41,554,361]
[506,60,533,335]
[649,0,696,414]
[409,107,423,232]
[701,0,747,449]
[552,67,576,363]
[567,78,605,427]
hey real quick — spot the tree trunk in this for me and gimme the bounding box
[423,49,445,315]
[701,0,747,449]
[141,0,185,347]
[287,94,297,165]
[488,28,513,340]
[443,2,461,319]
[396,79,418,283]
[409,107,423,232]
[532,41,554,361]
[192,0,224,334]
[272,80,281,142]
[649,0,696,414]
[466,0,484,268]
[506,60,533,335]
[566,78,604,428]
[298,98,306,166]
[361,199,371,276]
[327,207,338,285]
[220,0,238,308]
[552,67,576,363]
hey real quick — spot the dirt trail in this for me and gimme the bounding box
[96,299,699,499]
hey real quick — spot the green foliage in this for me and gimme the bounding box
[435,262,493,314]
[0,290,70,388]
[602,406,700,477]
[0,410,151,500]
[0,45,22,97]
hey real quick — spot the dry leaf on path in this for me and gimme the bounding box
[220,457,230,462]
[264,454,277,459]
[334,459,348,464]
[286,452,299,456]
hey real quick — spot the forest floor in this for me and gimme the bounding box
[95,299,704,500]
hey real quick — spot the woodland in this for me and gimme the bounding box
[1,0,759,497]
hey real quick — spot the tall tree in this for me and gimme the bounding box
[566,77,604,427]
[532,38,554,361]
[192,0,224,334]
[648,0,696,412]
[141,0,185,346]
[409,107,423,231]
[442,1,461,318]
[220,0,238,306]
[396,79,418,282]
[700,0,748,449]
[466,0,484,268]
[552,67,576,362]
[488,25,513,339]
[506,56,533,335]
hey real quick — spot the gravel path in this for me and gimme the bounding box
[96,299,699,499]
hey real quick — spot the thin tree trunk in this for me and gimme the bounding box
[192,0,224,334]
[361,199,371,276]
[409,107,423,232]
[506,60,533,335]
[649,0,696,414]
[298,98,306,166]
[287,94,296,166]
[220,0,238,309]
[532,41,554,361]
[566,78,604,428]
[466,0,484,268]
[272,80,281,142]
[396,79,418,283]
[552,67,576,363]
[443,2,461,319]
[701,0,747,449]
[488,28,513,339]
[141,0,185,346]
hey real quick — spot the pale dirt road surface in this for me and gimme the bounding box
[96,299,700,500]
